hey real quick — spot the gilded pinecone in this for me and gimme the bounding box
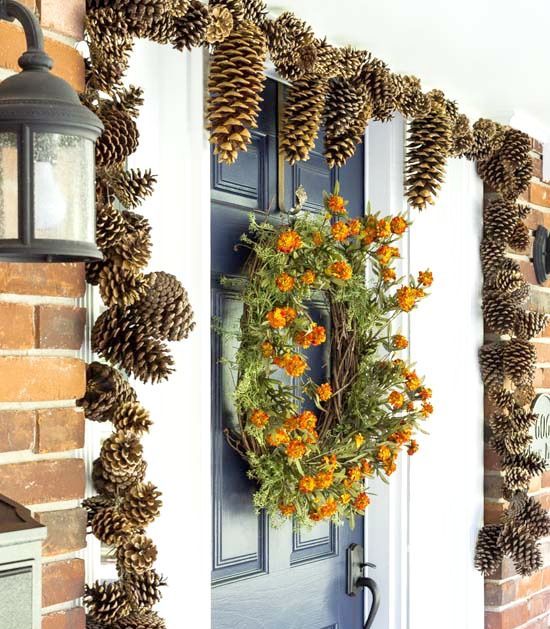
[98,264,149,308]
[280,77,328,164]
[405,96,452,209]
[511,495,550,539]
[206,20,267,164]
[123,569,167,609]
[514,310,549,340]
[107,211,152,272]
[93,457,147,497]
[482,294,518,334]
[265,12,315,82]
[508,221,530,252]
[480,238,506,278]
[128,271,196,342]
[474,524,503,575]
[112,402,152,434]
[450,113,474,158]
[502,339,536,385]
[483,198,519,241]
[479,343,504,389]
[91,506,132,545]
[467,118,505,161]
[206,5,233,44]
[120,482,162,528]
[83,495,116,525]
[117,534,158,575]
[498,523,542,576]
[358,59,399,122]
[85,580,131,624]
[112,611,166,629]
[323,78,371,168]
[107,168,156,209]
[396,75,430,120]
[100,430,144,478]
[172,0,209,50]
[78,361,137,423]
[96,106,139,168]
[92,308,175,383]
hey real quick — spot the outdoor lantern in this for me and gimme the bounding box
[0,0,103,261]
[533,225,550,285]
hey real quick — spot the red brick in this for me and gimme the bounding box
[531,155,543,180]
[0,458,84,505]
[517,571,543,598]
[485,475,503,500]
[530,181,550,208]
[0,263,85,297]
[531,138,543,153]
[485,446,502,472]
[0,302,34,349]
[0,409,34,452]
[40,0,85,40]
[35,407,84,453]
[535,342,550,363]
[485,601,528,629]
[36,305,85,350]
[36,508,87,557]
[488,555,518,581]
[543,566,550,588]
[533,367,550,389]
[485,500,506,525]
[485,578,517,606]
[42,608,85,629]
[527,589,550,619]
[42,559,84,607]
[543,471,550,488]
[522,208,550,231]
[0,356,85,402]
[520,260,545,288]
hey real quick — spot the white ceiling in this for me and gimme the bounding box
[268,0,550,138]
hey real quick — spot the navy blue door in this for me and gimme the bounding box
[211,79,365,629]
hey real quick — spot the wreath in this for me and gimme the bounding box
[222,184,434,526]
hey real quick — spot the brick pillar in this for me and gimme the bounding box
[0,3,88,628]
[484,139,550,629]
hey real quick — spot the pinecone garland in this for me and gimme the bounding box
[120,482,162,528]
[107,168,156,209]
[514,310,549,340]
[209,0,244,22]
[100,430,144,478]
[111,86,144,119]
[480,238,506,277]
[479,343,504,389]
[78,361,137,423]
[242,0,267,25]
[358,59,399,122]
[498,523,543,576]
[311,39,342,81]
[106,210,152,272]
[96,202,126,252]
[86,261,106,286]
[396,75,430,120]
[123,569,167,609]
[503,451,547,476]
[405,97,452,209]
[482,294,518,334]
[96,106,139,168]
[450,113,474,158]
[115,0,167,38]
[508,221,530,252]
[474,524,503,575]
[487,385,515,411]
[112,402,152,434]
[491,431,532,456]
[503,466,531,492]
[265,12,315,82]
[146,13,177,45]
[171,0,209,50]
[468,118,505,161]
[485,259,524,294]
[85,580,131,624]
[502,340,536,385]
[280,77,328,164]
[83,495,116,524]
[508,282,531,307]
[93,457,147,497]
[513,384,536,408]
[98,264,149,308]
[478,132,533,198]
[513,495,550,538]
[91,506,132,545]
[117,534,158,575]
[509,406,538,432]
[206,20,267,164]
[112,611,166,629]
[483,198,519,241]
[206,5,233,44]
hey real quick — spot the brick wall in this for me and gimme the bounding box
[0,3,88,628]
[484,139,550,629]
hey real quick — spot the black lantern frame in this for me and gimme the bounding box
[0,0,103,261]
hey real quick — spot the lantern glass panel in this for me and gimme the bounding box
[33,133,94,242]
[0,133,18,239]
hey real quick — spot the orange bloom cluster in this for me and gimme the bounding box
[277,353,307,377]
[331,221,351,242]
[405,370,421,391]
[419,387,432,401]
[396,286,424,312]
[310,498,338,521]
[361,459,373,476]
[376,219,391,239]
[382,267,396,283]
[390,216,408,235]
[312,231,324,246]
[418,270,433,287]
[261,341,274,357]
[376,245,399,266]
[407,440,419,455]
[388,391,404,409]
[287,439,307,459]
[301,270,316,285]
[347,466,362,482]
[250,409,269,428]
[266,306,297,328]
[317,382,332,401]
[421,402,433,417]
[354,492,370,511]
[389,426,412,445]
[297,410,317,431]
[266,428,290,447]
[315,470,334,489]
[277,230,302,253]
[347,218,362,236]
[276,273,295,292]
[377,445,398,475]
[328,194,346,214]
[299,476,316,493]
[362,225,377,246]
[295,323,326,348]
[393,334,408,350]
[327,260,352,280]
[279,503,296,516]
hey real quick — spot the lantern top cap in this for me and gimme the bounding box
[0,494,45,535]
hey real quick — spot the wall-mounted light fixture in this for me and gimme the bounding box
[533,225,550,285]
[0,0,102,262]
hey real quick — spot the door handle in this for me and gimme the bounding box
[346,543,381,629]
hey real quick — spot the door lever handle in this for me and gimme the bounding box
[356,575,380,629]
[347,544,381,629]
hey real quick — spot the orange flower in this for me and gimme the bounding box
[377,445,392,463]
[319,498,338,519]
[418,270,433,287]
[276,273,295,292]
[421,402,433,417]
[277,229,302,253]
[419,387,432,401]
[396,286,417,312]
[361,460,373,476]
[301,270,316,285]
[309,510,322,522]
[382,267,396,282]
[261,341,274,358]
[393,334,408,350]
[305,429,319,444]
[282,307,297,324]
[362,226,377,246]
[393,358,406,372]
[354,492,370,511]
[273,355,287,368]
[312,231,324,246]
[279,503,296,516]
[328,194,347,214]
[390,216,408,235]
[376,245,393,265]
[347,466,362,483]
[323,454,338,472]
[250,409,269,428]
[405,371,421,391]
[388,391,404,409]
[340,493,351,504]
[327,260,352,280]
[297,410,317,432]
[309,324,326,346]
[266,428,290,447]
[283,415,299,431]
[377,219,392,239]
[347,218,362,236]
[317,382,332,401]
[287,439,307,459]
[389,426,412,445]
[384,460,397,475]
[331,221,351,242]
[407,440,419,455]
[266,308,287,329]
[406,401,415,412]
[284,354,307,377]
[315,470,334,489]
[299,476,316,493]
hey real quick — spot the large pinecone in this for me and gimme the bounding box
[98,264,149,308]
[450,113,474,158]
[107,210,152,272]
[480,238,506,277]
[117,534,158,575]
[508,221,530,252]
[115,0,168,38]
[323,78,371,168]
[91,506,132,545]
[358,59,399,122]
[172,0,209,50]
[280,77,328,164]
[498,523,542,576]
[405,96,452,209]
[265,12,315,82]
[487,385,515,411]
[242,0,267,25]
[482,293,518,334]
[113,402,152,434]
[96,202,126,253]
[313,39,343,81]
[209,0,244,22]
[490,430,532,456]
[483,197,519,241]
[100,430,144,478]
[124,569,167,609]
[112,611,166,629]
[147,12,177,45]
[503,466,531,492]
[484,258,524,294]
[78,361,137,423]
[467,118,505,161]
[396,75,430,120]
[107,168,157,210]
[96,105,139,169]
[479,343,504,389]
[474,524,503,575]
[511,495,550,538]
[514,310,549,340]
[85,580,131,624]
[83,495,116,525]
[206,20,267,164]
[93,457,147,497]
[502,339,536,385]
[503,451,547,476]
[508,406,538,432]
[120,482,162,528]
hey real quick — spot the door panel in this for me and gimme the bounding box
[212,78,365,629]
